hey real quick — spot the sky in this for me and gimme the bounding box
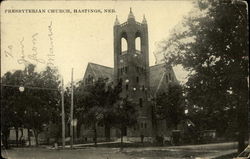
[1,1,193,84]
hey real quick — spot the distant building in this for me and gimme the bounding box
[81,9,178,141]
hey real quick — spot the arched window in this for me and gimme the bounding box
[139,98,143,107]
[119,78,123,83]
[126,84,129,91]
[121,32,128,54]
[86,75,93,85]
[135,37,141,51]
[121,37,127,53]
[135,31,141,54]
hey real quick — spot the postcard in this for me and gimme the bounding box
[1,0,248,159]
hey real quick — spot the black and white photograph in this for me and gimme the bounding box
[1,0,249,158]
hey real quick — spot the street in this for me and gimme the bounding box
[1,142,237,159]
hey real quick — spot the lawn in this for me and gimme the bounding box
[1,146,228,159]
[214,153,238,159]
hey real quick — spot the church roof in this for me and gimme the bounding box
[149,63,167,95]
[83,62,177,94]
[84,62,113,82]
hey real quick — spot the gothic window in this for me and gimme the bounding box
[139,98,143,107]
[136,76,139,83]
[141,123,143,128]
[135,37,141,52]
[135,31,142,54]
[142,85,145,91]
[121,32,128,54]
[86,75,93,85]
[126,84,129,91]
[141,67,144,73]
[125,66,128,73]
[144,123,147,129]
[136,66,139,72]
[169,73,172,81]
[119,78,123,83]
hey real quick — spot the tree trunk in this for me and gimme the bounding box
[94,123,97,147]
[2,129,10,149]
[28,128,31,146]
[76,122,81,139]
[120,125,123,150]
[19,128,23,146]
[237,96,247,153]
[105,123,111,142]
[15,127,19,147]
[235,77,248,153]
[34,130,39,147]
[152,105,158,138]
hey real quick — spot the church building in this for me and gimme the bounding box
[81,9,178,141]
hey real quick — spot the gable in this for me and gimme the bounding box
[149,64,178,95]
[83,63,113,84]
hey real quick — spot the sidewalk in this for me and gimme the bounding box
[40,141,239,159]
[47,140,122,149]
[50,141,237,149]
[51,137,133,149]
[122,142,237,152]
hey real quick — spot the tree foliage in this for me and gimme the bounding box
[74,77,137,145]
[112,97,138,147]
[156,82,185,129]
[1,64,61,147]
[159,0,248,152]
[74,77,121,144]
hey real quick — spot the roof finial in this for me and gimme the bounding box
[128,7,135,20]
[142,14,147,24]
[114,15,120,25]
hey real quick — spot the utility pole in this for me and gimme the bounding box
[70,68,74,149]
[61,77,65,149]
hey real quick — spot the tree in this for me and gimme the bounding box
[156,82,185,130]
[99,80,122,141]
[1,64,61,147]
[77,77,111,146]
[1,70,28,147]
[23,65,61,146]
[112,97,137,149]
[159,0,248,152]
[74,77,122,144]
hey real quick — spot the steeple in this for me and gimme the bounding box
[142,14,147,24]
[114,15,120,26]
[127,7,135,21]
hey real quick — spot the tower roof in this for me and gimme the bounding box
[142,14,147,24]
[114,15,120,25]
[127,8,135,20]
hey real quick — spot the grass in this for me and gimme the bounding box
[214,152,238,159]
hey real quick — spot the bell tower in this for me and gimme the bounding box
[113,8,152,137]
